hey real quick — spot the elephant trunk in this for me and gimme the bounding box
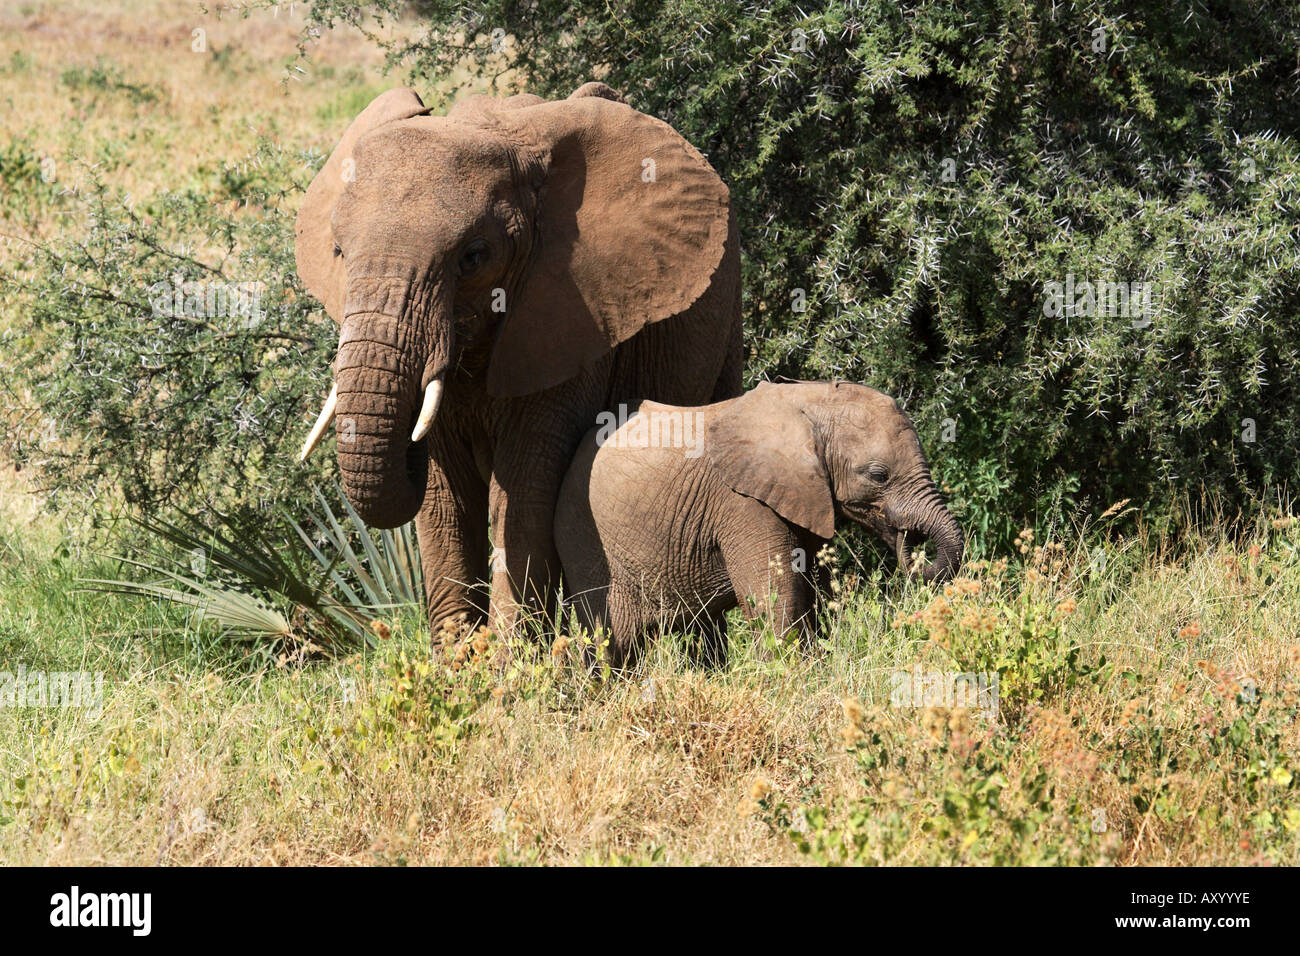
[332,279,453,529]
[893,483,963,584]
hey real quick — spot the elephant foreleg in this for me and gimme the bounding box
[725,532,821,651]
[417,433,490,634]
[488,472,564,637]
[486,385,601,638]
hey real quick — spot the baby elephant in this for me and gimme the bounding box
[555,381,963,670]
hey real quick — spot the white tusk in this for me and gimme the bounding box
[299,384,338,462]
[411,378,443,443]
[896,529,913,576]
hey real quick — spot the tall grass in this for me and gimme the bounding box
[2,501,1296,865]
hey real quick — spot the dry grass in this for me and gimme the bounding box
[0,0,393,208]
[2,507,1298,865]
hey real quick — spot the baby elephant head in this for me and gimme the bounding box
[706,381,963,583]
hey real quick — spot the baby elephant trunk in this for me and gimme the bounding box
[893,486,964,584]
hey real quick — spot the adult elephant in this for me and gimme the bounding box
[295,82,743,633]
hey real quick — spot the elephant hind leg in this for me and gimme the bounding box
[489,467,570,639]
[598,579,651,673]
[709,209,744,403]
[488,379,607,639]
[560,572,613,673]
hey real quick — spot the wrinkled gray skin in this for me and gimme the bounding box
[295,83,742,635]
[556,382,963,670]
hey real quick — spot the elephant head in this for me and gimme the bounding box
[706,382,964,583]
[296,84,732,527]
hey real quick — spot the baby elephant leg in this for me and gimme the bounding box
[597,580,651,673]
[563,575,607,669]
[729,541,821,650]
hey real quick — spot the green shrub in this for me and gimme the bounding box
[9,1,1300,551]
[0,138,62,230]
[304,0,1300,548]
[60,61,162,105]
[82,484,425,659]
[0,138,336,523]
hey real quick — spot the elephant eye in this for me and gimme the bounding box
[459,239,489,277]
[867,464,890,483]
[333,244,343,259]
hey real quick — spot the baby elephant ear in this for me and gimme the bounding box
[568,81,626,103]
[706,383,837,539]
[448,91,546,119]
[295,88,430,322]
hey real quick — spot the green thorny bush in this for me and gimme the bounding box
[0,135,337,526]
[751,516,1300,864]
[301,0,1300,549]
[3,1,1299,553]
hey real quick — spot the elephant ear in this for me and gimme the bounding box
[485,95,732,397]
[706,383,836,539]
[448,91,546,119]
[295,88,431,322]
[568,81,626,103]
